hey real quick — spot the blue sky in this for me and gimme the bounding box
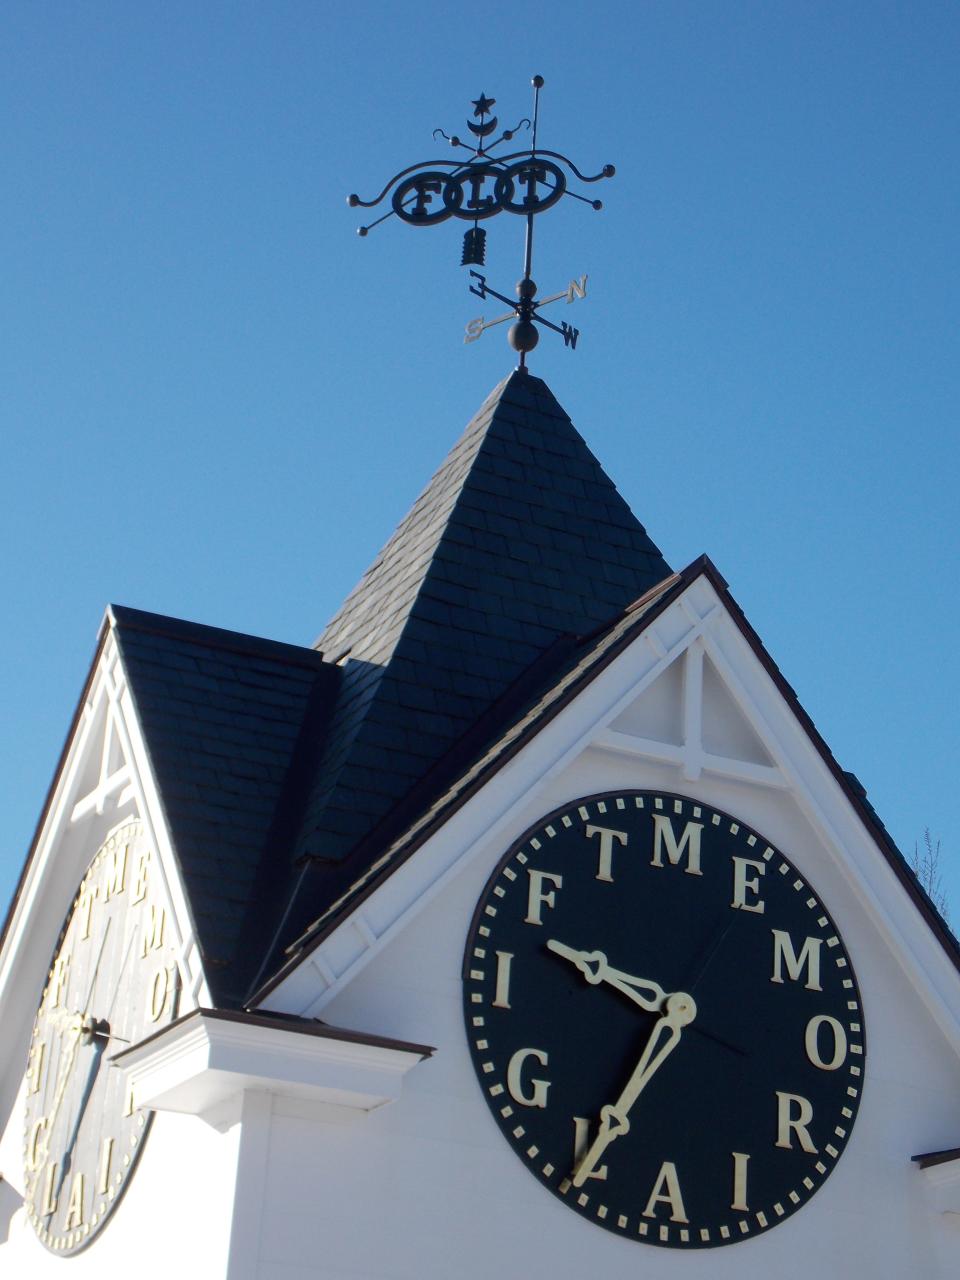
[1,2,957,921]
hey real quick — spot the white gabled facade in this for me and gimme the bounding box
[253,566,960,1280]
[0,621,234,1279]
[1,569,959,1278]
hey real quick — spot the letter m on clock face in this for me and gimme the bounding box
[462,792,865,1249]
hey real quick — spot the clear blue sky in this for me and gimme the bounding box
[2,2,957,921]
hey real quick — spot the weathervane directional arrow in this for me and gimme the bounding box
[464,273,589,350]
[348,75,615,369]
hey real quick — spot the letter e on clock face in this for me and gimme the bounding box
[462,792,865,1248]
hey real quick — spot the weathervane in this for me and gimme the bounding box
[348,76,615,368]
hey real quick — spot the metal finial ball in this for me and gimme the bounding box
[516,277,537,300]
[503,130,513,140]
[450,135,460,146]
[603,164,616,178]
[357,226,368,237]
[592,200,603,210]
[509,319,539,353]
[532,75,545,88]
[347,194,360,207]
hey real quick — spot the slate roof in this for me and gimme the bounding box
[109,607,339,1007]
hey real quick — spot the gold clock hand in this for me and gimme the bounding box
[572,990,697,1187]
[54,1035,107,1202]
[34,918,114,1195]
[34,1019,84,1198]
[546,939,666,1012]
[80,917,112,1021]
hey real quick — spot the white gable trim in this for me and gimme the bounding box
[261,570,960,1070]
[0,621,212,1141]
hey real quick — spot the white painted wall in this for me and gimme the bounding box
[0,1108,239,1280]
[246,583,960,1280]
[251,748,960,1279]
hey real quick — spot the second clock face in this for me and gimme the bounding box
[22,818,181,1255]
[463,792,865,1248]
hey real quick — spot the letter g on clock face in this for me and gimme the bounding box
[462,792,865,1248]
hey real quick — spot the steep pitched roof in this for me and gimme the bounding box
[110,607,339,1007]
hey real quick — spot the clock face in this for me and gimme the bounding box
[463,792,865,1248]
[22,818,181,1255]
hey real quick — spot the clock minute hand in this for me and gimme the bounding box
[572,990,697,1187]
[54,1034,107,1202]
[546,939,666,1013]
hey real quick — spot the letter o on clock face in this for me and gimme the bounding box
[462,792,865,1248]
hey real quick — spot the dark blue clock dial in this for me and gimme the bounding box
[463,792,865,1248]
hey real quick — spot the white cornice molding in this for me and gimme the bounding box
[114,1010,432,1126]
[914,1151,960,1213]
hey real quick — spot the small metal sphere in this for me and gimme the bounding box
[602,164,616,178]
[516,277,537,300]
[357,226,368,237]
[503,130,513,140]
[508,319,539,353]
[347,194,359,207]
[592,199,603,211]
[532,75,545,88]
[450,135,460,146]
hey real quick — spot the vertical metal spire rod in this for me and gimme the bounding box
[516,75,545,371]
[522,74,543,285]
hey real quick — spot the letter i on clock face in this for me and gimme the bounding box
[22,819,181,1255]
[462,792,865,1248]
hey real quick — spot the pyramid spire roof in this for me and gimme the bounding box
[288,371,670,886]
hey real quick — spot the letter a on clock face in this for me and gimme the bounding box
[462,793,866,1248]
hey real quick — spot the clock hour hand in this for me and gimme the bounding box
[546,939,666,1013]
[573,990,697,1187]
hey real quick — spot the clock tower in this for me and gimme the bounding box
[0,358,959,1279]
[0,75,958,1279]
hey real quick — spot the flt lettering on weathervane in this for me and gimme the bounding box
[348,76,615,367]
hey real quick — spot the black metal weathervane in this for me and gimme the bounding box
[348,76,615,369]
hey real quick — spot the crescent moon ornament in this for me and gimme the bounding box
[467,115,498,138]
